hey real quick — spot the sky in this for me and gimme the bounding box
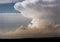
[0,3,19,13]
[0,0,31,32]
[0,0,60,39]
[0,0,24,13]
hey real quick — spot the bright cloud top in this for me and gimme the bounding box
[14,0,60,29]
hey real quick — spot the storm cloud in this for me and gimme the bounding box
[14,0,60,29]
[0,0,60,39]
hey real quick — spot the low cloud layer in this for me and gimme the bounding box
[0,26,60,39]
[0,13,31,32]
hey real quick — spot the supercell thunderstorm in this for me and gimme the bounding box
[0,0,60,38]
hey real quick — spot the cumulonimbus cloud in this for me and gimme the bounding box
[0,0,60,39]
[14,0,60,29]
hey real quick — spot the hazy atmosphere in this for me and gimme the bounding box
[0,0,60,39]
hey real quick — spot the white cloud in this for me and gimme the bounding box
[0,0,21,4]
[14,0,59,29]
